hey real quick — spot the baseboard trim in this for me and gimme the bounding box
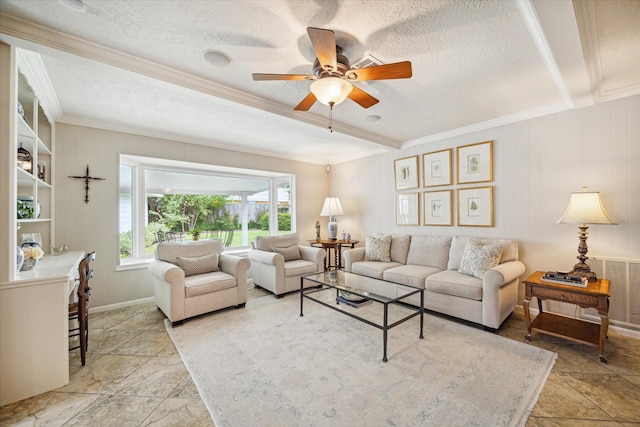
[90,297,155,314]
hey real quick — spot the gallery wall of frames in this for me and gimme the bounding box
[393,140,494,227]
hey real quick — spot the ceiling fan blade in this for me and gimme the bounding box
[348,86,379,109]
[347,61,413,81]
[252,73,314,81]
[294,92,317,111]
[307,27,337,72]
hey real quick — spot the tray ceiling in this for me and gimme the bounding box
[0,0,638,165]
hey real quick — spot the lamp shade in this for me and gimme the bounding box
[557,190,616,225]
[320,197,344,217]
[310,77,353,106]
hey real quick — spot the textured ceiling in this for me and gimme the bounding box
[0,0,638,165]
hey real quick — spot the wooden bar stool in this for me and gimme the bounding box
[69,251,95,366]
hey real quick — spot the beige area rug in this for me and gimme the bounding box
[166,293,556,427]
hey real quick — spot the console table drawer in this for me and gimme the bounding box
[531,286,598,306]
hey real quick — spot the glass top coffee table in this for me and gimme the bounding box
[300,270,424,362]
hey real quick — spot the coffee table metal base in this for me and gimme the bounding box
[300,274,424,362]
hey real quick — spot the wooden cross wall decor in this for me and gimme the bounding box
[68,165,106,203]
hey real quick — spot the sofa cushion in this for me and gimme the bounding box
[405,235,451,270]
[458,239,503,279]
[383,265,442,289]
[184,271,237,297]
[254,233,299,251]
[448,236,517,270]
[390,235,411,264]
[156,239,224,264]
[352,261,402,279]
[364,234,392,262]
[426,270,483,301]
[175,253,220,276]
[273,244,301,261]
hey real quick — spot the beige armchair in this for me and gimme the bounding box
[248,233,325,297]
[149,239,250,326]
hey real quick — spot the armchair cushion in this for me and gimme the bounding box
[273,245,301,261]
[254,233,299,251]
[176,253,220,276]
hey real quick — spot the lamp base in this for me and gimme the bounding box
[327,216,338,241]
[569,264,597,282]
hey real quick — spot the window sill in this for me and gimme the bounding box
[116,258,153,271]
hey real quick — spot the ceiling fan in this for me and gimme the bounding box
[252,27,412,112]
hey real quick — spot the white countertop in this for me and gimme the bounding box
[4,251,85,289]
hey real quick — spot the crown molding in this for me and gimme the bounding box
[0,14,400,150]
[403,102,569,148]
[16,48,63,123]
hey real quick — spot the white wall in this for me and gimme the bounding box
[331,95,640,304]
[54,124,328,308]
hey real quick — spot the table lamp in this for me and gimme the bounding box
[320,197,344,241]
[557,187,616,281]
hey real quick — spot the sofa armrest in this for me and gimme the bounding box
[299,245,326,270]
[483,260,526,289]
[248,249,284,267]
[149,259,185,284]
[149,260,186,322]
[220,254,251,303]
[343,247,366,272]
[219,254,251,277]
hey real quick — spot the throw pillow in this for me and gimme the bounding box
[273,245,301,261]
[175,252,220,276]
[364,234,392,262]
[458,239,503,279]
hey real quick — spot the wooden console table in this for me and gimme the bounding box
[306,239,358,270]
[523,271,610,363]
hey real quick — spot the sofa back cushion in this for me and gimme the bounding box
[406,235,452,270]
[390,235,411,264]
[156,239,224,265]
[254,233,299,251]
[447,236,518,270]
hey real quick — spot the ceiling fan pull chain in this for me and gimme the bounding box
[328,101,334,132]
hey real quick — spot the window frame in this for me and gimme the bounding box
[118,155,294,267]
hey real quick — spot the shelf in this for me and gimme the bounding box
[16,218,51,224]
[531,312,600,347]
[17,116,51,155]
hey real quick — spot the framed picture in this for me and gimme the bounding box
[395,193,420,226]
[456,140,493,184]
[422,149,452,187]
[423,190,452,226]
[394,155,419,190]
[457,186,494,227]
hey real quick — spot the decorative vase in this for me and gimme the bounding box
[21,257,37,271]
[16,246,24,272]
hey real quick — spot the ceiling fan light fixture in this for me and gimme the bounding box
[310,77,353,106]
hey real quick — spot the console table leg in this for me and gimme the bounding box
[598,309,609,363]
[523,294,532,341]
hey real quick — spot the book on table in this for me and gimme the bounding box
[336,291,372,308]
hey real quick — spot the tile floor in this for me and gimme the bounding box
[1,283,639,426]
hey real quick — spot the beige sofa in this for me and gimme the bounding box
[343,235,525,329]
[149,239,251,326]
[248,233,326,297]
